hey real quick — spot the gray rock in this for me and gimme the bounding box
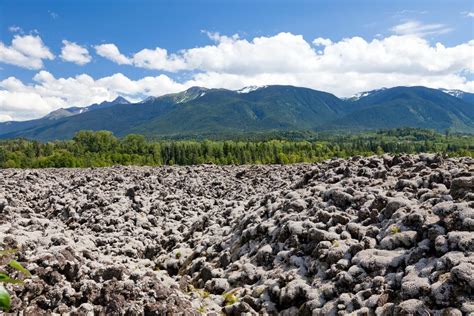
[430,279,453,306]
[395,299,429,315]
[352,249,406,272]
[380,231,417,250]
[76,303,94,315]
[451,262,474,288]
[324,188,353,208]
[204,278,229,294]
[279,279,311,306]
[1,156,471,314]
[401,275,430,299]
[447,231,474,251]
[434,235,449,254]
[256,244,273,266]
[382,197,411,218]
[450,176,474,199]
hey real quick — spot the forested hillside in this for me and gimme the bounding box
[1,86,473,141]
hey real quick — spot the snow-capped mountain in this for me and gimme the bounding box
[345,88,387,101]
[439,89,474,104]
[140,87,209,105]
[439,89,466,99]
[173,87,208,103]
[44,96,130,120]
[1,85,473,140]
[236,85,267,94]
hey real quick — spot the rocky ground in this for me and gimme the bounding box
[0,154,473,315]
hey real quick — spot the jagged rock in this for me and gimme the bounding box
[256,244,273,266]
[451,263,474,288]
[380,231,417,250]
[324,188,353,208]
[450,176,474,199]
[447,231,474,251]
[205,278,230,294]
[401,275,430,298]
[395,299,430,315]
[352,249,406,272]
[1,155,472,314]
[430,279,453,306]
[223,301,257,315]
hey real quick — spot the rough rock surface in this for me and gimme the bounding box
[0,154,473,315]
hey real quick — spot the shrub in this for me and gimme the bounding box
[0,249,31,311]
[223,290,238,306]
[197,305,206,313]
[390,225,401,234]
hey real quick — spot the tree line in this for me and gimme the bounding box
[0,128,472,168]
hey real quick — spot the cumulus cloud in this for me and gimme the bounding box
[60,40,92,65]
[390,20,452,37]
[132,48,187,71]
[95,43,187,71]
[0,114,13,122]
[183,32,317,75]
[313,37,332,46]
[8,25,23,33]
[0,71,186,120]
[2,32,474,121]
[94,43,132,65]
[0,34,54,69]
[95,32,318,74]
[463,12,474,18]
[185,34,473,95]
[95,32,473,78]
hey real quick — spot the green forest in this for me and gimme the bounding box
[0,128,472,168]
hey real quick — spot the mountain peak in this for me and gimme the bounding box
[43,107,85,120]
[111,96,130,104]
[439,88,474,104]
[173,87,208,103]
[185,86,208,93]
[439,88,465,99]
[99,96,130,106]
[137,96,158,104]
[346,88,387,101]
[2,85,473,140]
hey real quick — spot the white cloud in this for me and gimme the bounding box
[95,43,187,71]
[0,71,187,120]
[203,31,240,43]
[393,10,428,18]
[2,32,474,121]
[390,20,452,37]
[463,12,474,18]
[8,26,23,33]
[133,48,187,71]
[49,11,59,19]
[313,37,332,46]
[0,34,54,69]
[97,31,472,79]
[0,114,13,122]
[94,43,132,65]
[183,32,316,75]
[60,40,92,65]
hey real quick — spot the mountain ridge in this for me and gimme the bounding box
[1,85,472,140]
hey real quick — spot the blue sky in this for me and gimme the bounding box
[0,0,473,121]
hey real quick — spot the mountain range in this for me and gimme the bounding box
[0,85,473,140]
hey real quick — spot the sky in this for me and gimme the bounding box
[0,0,473,121]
